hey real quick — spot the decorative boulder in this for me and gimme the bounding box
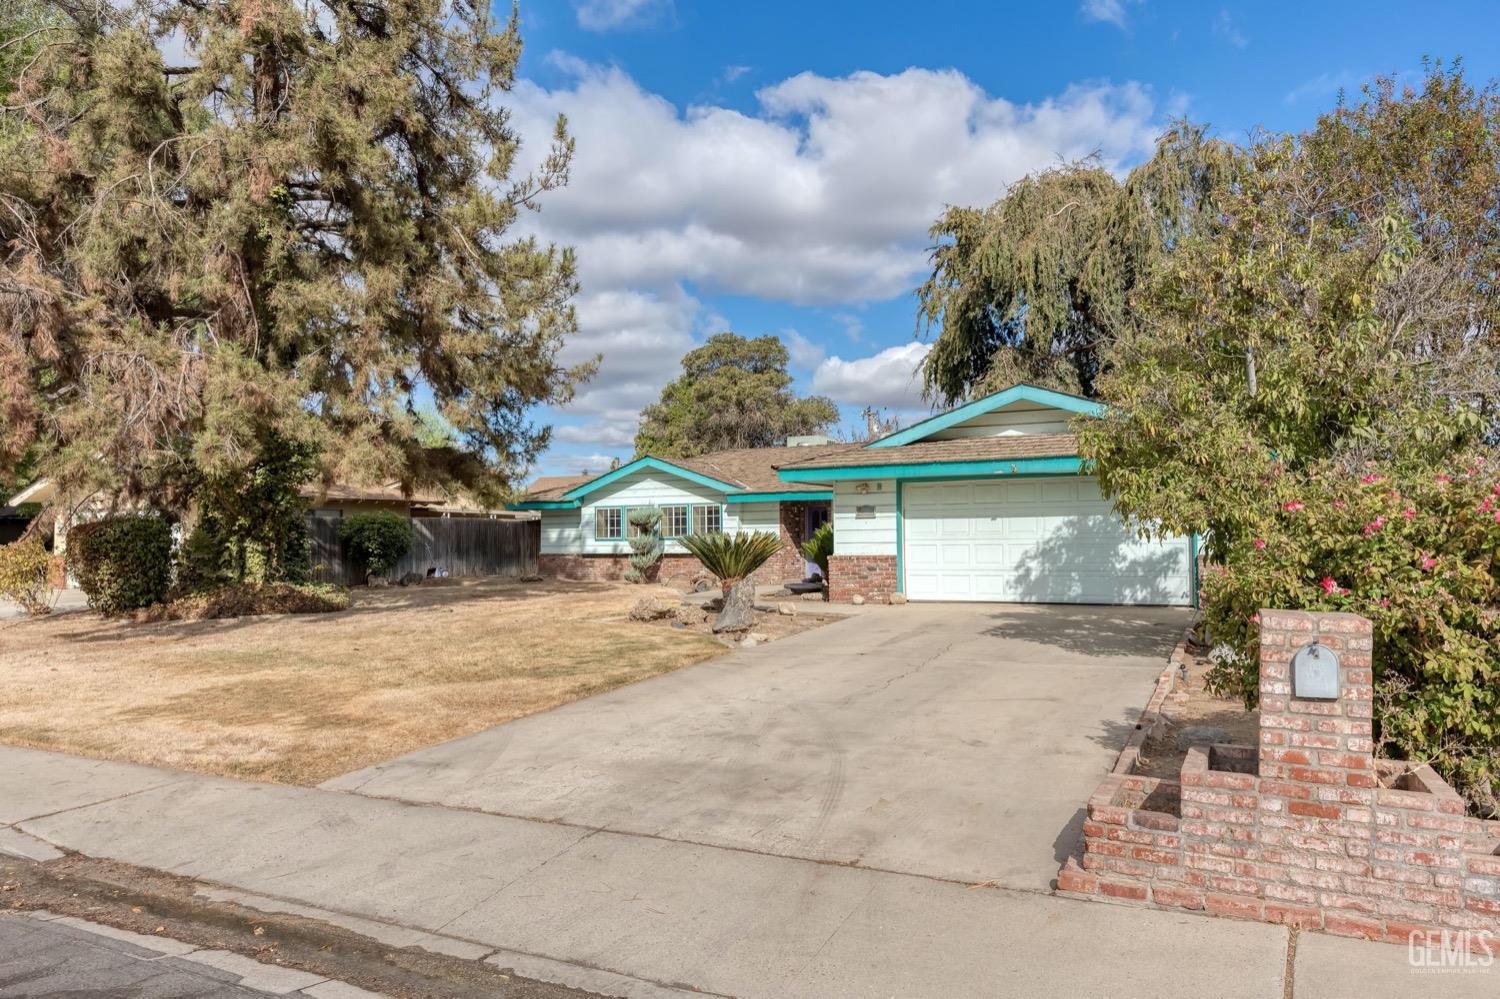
[889,592,908,605]
[777,603,797,616]
[711,580,756,633]
[674,605,708,626]
[629,597,677,622]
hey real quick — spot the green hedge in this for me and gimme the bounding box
[339,511,413,577]
[69,515,174,615]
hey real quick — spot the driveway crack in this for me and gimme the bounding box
[430,827,601,934]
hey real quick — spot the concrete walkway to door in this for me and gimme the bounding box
[325,603,1189,890]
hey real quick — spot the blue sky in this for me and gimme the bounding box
[507,0,1500,477]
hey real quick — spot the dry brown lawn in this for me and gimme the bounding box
[0,578,726,785]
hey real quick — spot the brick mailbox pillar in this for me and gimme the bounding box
[1066,607,1499,946]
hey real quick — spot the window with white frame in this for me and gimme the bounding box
[660,505,690,538]
[692,504,722,534]
[594,507,623,540]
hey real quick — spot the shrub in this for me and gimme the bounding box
[133,582,350,622]
[1200,455,1500,816]
[69,515,174,615]
[0,537,52,615]
[799,522,833,579]
[186,433,315,589]
[677,531,783,588]
[623,507,663,584]
[339,511,414,578]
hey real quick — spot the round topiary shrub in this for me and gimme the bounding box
[69,515,174,615]
[338,511,414,581]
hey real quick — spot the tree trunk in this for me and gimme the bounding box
[712,577,756,633]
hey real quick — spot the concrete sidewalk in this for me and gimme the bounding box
[0,747,1471,999]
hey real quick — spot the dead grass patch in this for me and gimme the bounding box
[0,578,726,785]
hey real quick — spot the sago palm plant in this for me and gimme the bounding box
[677,530,783,632]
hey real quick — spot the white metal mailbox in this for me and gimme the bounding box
[1291,640,1340,700]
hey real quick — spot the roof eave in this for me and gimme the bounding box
[778,455,1084,482]
[866,384,1103,450]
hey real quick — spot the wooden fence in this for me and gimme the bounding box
[307,515,539,586]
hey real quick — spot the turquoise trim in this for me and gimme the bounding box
[895,480,904,594]
[867,384,1104,449]
[1189,532,1201,609]
[507,499,581,510]
[561,456,741,500]
[724,490,833,504]
[778,455,1085,482]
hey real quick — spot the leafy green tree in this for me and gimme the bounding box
[1079,64,1500,814]
[1081,65,1500,557]
[635,334,838,457]
[0,0,591,517]
[917,122,1239,403]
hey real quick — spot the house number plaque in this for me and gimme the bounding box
[1290,640,1340,701]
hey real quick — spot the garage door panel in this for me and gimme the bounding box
[902,478,1191,606]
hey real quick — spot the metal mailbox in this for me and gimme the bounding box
[1291,640,1340,701]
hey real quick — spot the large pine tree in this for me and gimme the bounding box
[0,0,590,508]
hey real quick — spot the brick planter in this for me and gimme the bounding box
[1061,609,1500,951]
[827,554,897,604]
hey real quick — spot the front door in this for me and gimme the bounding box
[804,503,830,578]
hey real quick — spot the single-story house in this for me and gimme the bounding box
[511,441,854,586]
[517,384,1196,606]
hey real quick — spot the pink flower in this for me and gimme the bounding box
[1253,538,1267,549]
[1493,509,1500,524]
[1437,474,1452,483]
[1248,612,1260,624]
[1320,576,1341,594]
[1419,552,1438,570]
[1362,516,1387,537]
[1360,473,1382,485]
[1378,597,1391,609]
[1480,498,1494,514]
[1401,508,1416,520]
[1333,499,1348,509]
[1283,501,1304,512]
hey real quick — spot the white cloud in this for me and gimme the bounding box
[812,342,933,411]
[782,329,827,370]
[574,0,669,31]
[560,286,699,420]
[722,65,751,84]
[554,421,637,448]
[508,62,1165,436]
[510,63,1164,307]
[1080,0,1139,30]
[1213,8,1248,49]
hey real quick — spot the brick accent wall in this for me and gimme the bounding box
[1060,609,1500,951]
[828,554,897,604]
[540,553,710,586]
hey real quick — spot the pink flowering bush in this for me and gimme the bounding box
[1202,456,1500,816]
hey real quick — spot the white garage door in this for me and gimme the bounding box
[902,478,1192,605]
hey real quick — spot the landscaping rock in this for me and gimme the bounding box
[628,597,677,622]
[851,594,865,605]
[777,603,797,616]
[889,592,908,605]
[739,636,760,648]
[673,605,708,626]
[800,592,824,602]
[711,580,756,633]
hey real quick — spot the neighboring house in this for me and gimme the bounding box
[511,441,854,587]
[773,383,1196,606]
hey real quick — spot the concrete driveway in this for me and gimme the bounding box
[327,603,1187,891]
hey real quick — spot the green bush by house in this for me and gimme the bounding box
[339,512,414,579]
[69,516,174,615]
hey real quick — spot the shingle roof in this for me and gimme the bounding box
[673,444,861,492]
[522,475,593,501]
[520,444,861,502]
[775,433,1078,470]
